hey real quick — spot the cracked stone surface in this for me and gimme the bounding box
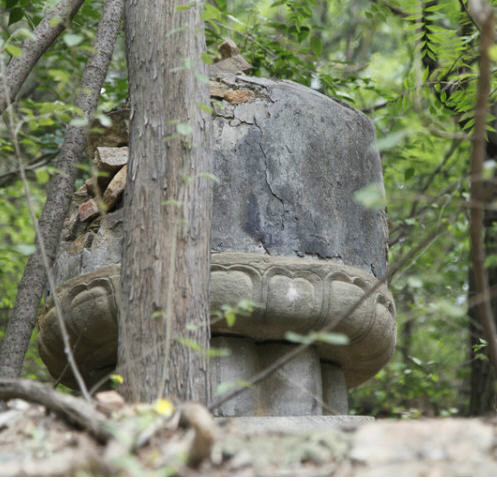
[210,76,388,278]
[53,75,388,286]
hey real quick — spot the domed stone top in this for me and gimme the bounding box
[53,75,388,287]
[210,76,388,279]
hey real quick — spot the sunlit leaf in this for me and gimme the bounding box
[63,33,84,47]
[353,183,386,210]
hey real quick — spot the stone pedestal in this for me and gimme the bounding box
[38,74,396,418]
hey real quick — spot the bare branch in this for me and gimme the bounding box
[372,0,409,18]
[459,0,481,31]
[468,3,497,373]
[0,0,124,381]
[0,0,86,115]
[0,378,110,442]
[0,152,56,187]
[1,62,90,398]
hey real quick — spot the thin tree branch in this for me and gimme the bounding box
[459,0,481,31]
[1,64,90,399]
[0,152,56,187]
[372,0,409,18]
[0,0,124,381]
[0,378,110,442]
[0,0,86,115]
[468,1,497,373]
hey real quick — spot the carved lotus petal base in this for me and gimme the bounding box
[38,253,396,413]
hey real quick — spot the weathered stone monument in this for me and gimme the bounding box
[38,60,396,420]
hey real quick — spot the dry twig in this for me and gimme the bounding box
[0,378,111,442]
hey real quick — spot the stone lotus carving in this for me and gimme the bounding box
[38,253,395,391]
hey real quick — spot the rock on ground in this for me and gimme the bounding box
[1,398,496,477]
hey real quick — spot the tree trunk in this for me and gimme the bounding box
[117,0,213,403]
[468,214,497,415]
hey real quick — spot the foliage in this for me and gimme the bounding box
[1,0,497,416]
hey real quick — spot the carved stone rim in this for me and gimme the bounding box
[39,252,396,389]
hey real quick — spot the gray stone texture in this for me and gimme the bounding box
[321,362,349,415]
[210,337,259,417]
[219,415,374,434]
[210,337,349,417]
[211,76,388,279]
[258,343,323,416]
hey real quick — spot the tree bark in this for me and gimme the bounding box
[469,218,497,414]
[467,1,497,414]
[0,0,124,379]
[117,0,213,403]
[0,0,86,116]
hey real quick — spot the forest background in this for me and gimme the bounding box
[0,0,496,418]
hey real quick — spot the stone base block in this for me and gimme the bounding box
[210,337,349,416]
[210,337,258,417]
[258,343,322,416]
[322,362,349,415]
[217,415,374,434]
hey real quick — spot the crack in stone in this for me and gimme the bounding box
[257,142,285,209]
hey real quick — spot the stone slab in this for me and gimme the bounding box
[217,415,374,434]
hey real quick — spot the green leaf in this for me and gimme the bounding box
[484,254,497,268]
[15,244,36,256]
[5,44,22,57]
[70,117,89,127]
[8,7,23,25]
[195,72,210,83]
[35,168,50,184]
[63,33,84,47]
[48,69,70,84]
[310,36,322,56]
[202,3,221,20]
[49,14,62,27]
[97,113,112,127]
[201,51,214,65]
[176,5,191,10]
[353,183,387,210]
[312,332,349,346]
[198,102,213,114]
[199,172,220,183]
[176,123,192,135]
[176,337,202,352]
[285,331,314,345]
[206,347,231,357]
[215,381,237,396]
[489,45,497,62]
[404,167,415,181]
[225,311,236,327]
[375,130,409,151]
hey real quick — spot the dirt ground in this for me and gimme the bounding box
[1,397,497,476]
